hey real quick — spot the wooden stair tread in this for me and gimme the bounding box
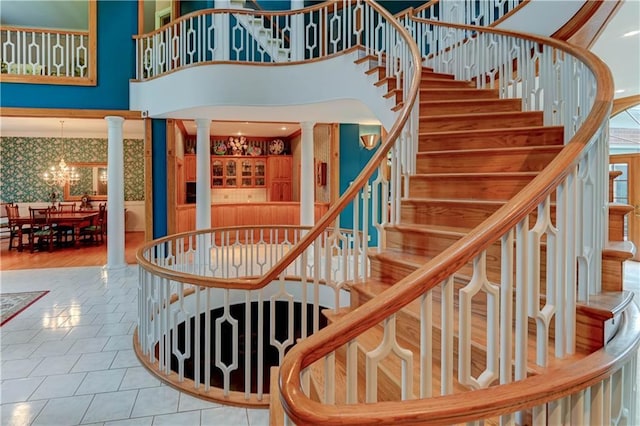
[389,223,470,236]
[609,170,623,179]
[609,203,635,214]
[576,290,635,320]
[421,87,498,95]
[419,125,564,138]
[369,247,431,267]
[603,241,636,259]
[412,171,539,178]
[421,110,542,120]
[402,197,506,206]
[417,145,563,156]
[420,98,519,106]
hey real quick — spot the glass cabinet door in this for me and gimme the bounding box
[241,160,253,186]
[212,160,223,187]
[225,159,237,187]
[255,159,265,186]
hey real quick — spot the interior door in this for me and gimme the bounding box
[610,153,640,261]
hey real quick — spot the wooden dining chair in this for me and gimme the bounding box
[80,203,106,245]
[56,202,76,245]
[57,202,76,212]
[28,207,57,252]
[5,203,32,251]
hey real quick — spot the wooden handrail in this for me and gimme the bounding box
[136,0,423,292]
[278,19,615,425]
[133,0,348,40]
[281,301,640,425]
[0,25,89,36]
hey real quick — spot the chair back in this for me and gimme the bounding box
[29,207,52,227]
[0,202,11,219]
[5,203,19,221]
[98,203,106,223]
[58,202,76,212]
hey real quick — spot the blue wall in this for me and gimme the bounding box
[339,123,381,246]
[0,0,137,110]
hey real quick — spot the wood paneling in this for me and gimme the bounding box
[175,203,330,234]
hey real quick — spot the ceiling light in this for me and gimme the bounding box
[615,89,626,93]
[622,30,640,37]
[281,127,287,130]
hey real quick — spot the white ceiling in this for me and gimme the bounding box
[0,1,637,137]
[0,116,301,139]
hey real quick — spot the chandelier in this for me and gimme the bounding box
[43,121,80,187]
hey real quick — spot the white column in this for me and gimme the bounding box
[105,116,126,271]
[291,0,304,61]
[214,0,230,60]
[195,118,211,230]
[300,121,315,227]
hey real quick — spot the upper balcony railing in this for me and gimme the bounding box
[409,0,526,26]
[0,1,97,86]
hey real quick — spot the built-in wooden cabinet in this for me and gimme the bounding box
[184,154,197,182]
[211,156,267,188]
[184,154,291,193]
[267,156,293,201]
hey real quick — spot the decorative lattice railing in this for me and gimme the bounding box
[0,25,93,83]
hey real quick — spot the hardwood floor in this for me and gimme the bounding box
[0,231,146,270]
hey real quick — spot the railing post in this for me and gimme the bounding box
[290,0,305,61]
[214,0,230,60]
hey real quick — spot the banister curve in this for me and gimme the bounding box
[278,19,616,425]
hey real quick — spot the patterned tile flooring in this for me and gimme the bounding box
[1,262,638,425]
[0,266,268,426]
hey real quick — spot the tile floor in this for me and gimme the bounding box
[0,266,269,426]
[1,262,639,425]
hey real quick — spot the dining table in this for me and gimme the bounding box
[15,210,99,251]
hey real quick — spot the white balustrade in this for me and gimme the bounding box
[1,26,89,78]
[137,225,361,401]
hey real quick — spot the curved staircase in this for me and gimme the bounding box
[272,57,638,423]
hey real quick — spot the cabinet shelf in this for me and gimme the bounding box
[211,156,266,188]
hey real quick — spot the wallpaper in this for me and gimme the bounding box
[0,136,144,203]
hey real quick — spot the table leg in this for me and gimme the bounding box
[74,223,81,248]
[17,226,23,252]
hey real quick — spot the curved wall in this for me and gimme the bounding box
[130,51,397,130]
